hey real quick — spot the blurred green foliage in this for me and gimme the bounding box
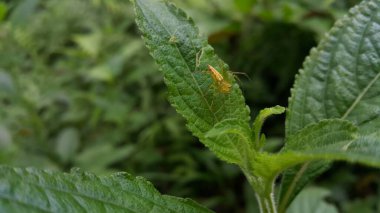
[0,0,377,212]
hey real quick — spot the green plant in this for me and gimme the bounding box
[1,0,380,212]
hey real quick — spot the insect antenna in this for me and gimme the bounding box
[231,71,251,81]
[215,60,251,82]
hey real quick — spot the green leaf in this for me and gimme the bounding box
[0,166,213,213]
[252,105,285,149]
[283,119,358,152]
[73,32,102,57]
[288,135,380,167]
[287,187,338,213]
[282,0,380,208]
[133,0,250,164]
[287,0,380,138]
[74,143,135,173]
[205,119,254,166]
[55,128,80,163]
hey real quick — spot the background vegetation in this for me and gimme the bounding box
[0,0,378,212]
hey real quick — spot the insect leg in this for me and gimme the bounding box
[195,48,205,71]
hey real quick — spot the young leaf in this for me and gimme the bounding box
[282,0,380,208]
[0,166,213,213]
[205,119,254,166]
[132,0,250,164]
[252,105,285,149]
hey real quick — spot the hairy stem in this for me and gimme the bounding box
[256,189,277,213]
[244,169,278,213]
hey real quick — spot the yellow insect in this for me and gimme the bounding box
[168,35,178,44]
[207,64,231,93]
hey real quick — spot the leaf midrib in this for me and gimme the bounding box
[342,71,380,119]
[342,9,379,119]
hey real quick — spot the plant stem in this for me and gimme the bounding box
[244,169,278,213]
[256,190,277,213]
